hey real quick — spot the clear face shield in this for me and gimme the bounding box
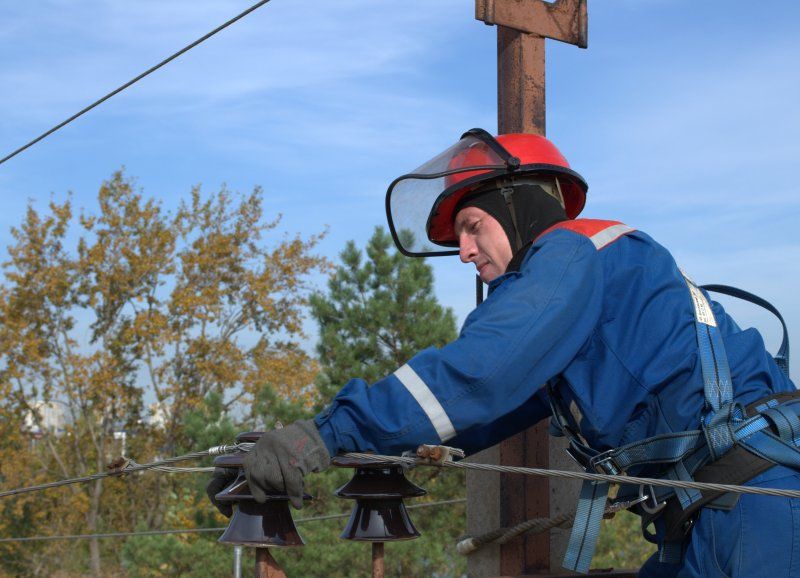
[385,129,518,258]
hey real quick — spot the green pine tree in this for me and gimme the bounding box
[292,226,466,577]
[310,227,457,402]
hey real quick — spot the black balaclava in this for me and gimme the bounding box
[455,182,568,274]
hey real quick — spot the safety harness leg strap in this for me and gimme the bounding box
[563,480,610,573]
[562,275,741,573]
[556,275,795,572]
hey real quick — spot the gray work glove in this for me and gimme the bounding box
[243,419,330,509]
[206,467,238,518]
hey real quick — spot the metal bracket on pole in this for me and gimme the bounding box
[476,0,588,48]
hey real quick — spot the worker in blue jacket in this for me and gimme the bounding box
[208,128,799,577]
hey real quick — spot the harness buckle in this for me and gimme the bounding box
[565,446,590,470]
[588,450,621,475]
[638,484,667,515]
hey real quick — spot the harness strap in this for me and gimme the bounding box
[658,392,800,543]
[702,284,790,377]
[562,480,610,573]
[558,268,794,573]
[564,274,735,573]
[763,405,800,444]
[683,274,734,414]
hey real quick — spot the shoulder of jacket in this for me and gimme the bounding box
[536,219,636,251]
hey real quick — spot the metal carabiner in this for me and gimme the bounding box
[638,484,667,515]
[605,494,649,516]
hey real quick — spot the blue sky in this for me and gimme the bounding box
[1,0,798,381]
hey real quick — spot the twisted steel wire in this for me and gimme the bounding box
[0,498,466,544]
[0,443,246,499]
[0,0,274,166]
[343,452,800,500]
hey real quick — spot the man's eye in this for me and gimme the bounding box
[470,221,480,232]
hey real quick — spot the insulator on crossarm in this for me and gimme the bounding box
[333,456,426,542]
[214,432,310,549]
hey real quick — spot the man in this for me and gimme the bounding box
[209,129,798,577]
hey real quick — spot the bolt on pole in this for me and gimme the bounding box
[233,545,243,578]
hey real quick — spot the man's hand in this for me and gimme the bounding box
[206,467,238,518]
[244,419,330,509]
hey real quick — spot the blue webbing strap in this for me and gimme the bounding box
[639,275,735,565]
[703,403,741,461]
[612,430,704,470]
[558,276,794,572]
[762,404,800,444]
[684,276,734,413]
[659,540,684,564]
[702,284,790,377]
[562,276,734,572]
[702,322,734,412]
[563,480,610,573]
[737,428,800,469]
[667,461,703,509]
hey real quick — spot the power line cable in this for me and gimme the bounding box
[0,443,249,499]
[0,498,466,544]
[343,452,800,501]
[4,442,800,502]
[0,0,273,167]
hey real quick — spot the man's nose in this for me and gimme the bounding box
[459,235,477,263]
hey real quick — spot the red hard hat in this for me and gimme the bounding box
[385,128,588,258]
[427,133,587,246]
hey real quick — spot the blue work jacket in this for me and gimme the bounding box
[314,219,795,459]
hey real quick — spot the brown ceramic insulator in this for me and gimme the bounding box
[236,431,265,444]
[216,475,313,503]
[339,498,421,542]
[334,457,426,542]
[214,472,250,500]
[335,465,426,499]
[213,453,246,468]
[218,499,305,548]
[214,432,311,548]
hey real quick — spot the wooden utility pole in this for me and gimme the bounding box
[255,548,286,578]
[469,2,588,576]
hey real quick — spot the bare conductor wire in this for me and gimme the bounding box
[0,0,273,167]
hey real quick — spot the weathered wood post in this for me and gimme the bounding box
[469,2,588,575]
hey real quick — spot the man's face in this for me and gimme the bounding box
[454,206,513,283]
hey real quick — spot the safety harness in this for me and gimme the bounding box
[550,272,795,573]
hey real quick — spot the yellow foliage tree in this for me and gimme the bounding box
[0,172,327,576]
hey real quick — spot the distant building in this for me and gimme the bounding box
[147,401,171,430]
[112,429,128,456]
[23,400,68,437]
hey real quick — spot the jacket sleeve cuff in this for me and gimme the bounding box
[314,418,338,457]
[314,404,355,457]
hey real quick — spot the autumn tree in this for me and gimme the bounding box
[0,172,326,577]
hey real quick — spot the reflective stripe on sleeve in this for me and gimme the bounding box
[589,224,635,250]
[393,364,456,442]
